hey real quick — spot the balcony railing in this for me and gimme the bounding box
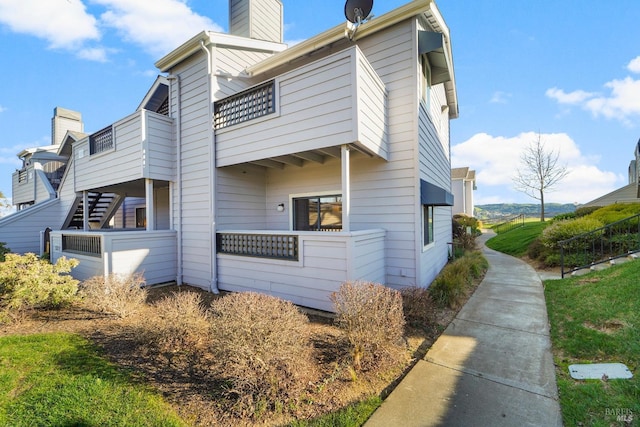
[214,80,275,129]
[217,232,298,261]
[62,234,102,257]
[90,125,114,155]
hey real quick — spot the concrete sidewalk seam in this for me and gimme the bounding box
[448,317,551,337]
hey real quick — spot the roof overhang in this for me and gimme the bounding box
[155,31,287,72]
[244,0,458,118]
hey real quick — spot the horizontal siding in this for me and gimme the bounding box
[217,230,385,312]
[34,170,56,203]
[0,199,62,254]
[217,165,267,230]
[50,231,177,285]
[250,0,281,42]
[11,167,35,205]
[145,113,175,181]
[216,50,356,166]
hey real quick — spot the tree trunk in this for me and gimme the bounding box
[540,189,545,222]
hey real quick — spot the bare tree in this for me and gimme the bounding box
[513,134,569,221]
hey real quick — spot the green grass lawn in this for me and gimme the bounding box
[0,332,186,427]
[544,260,640,426]
[485,220,548,257]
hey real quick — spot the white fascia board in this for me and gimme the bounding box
[155,31,287,72]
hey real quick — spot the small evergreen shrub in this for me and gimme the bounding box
[209,292,315,417]
[0,242,9,262]
[541,217,604,249]
[0,253,79,319]
[586,203,640,225]
[575,205,601,218]
[429,251,488,309]
[136,291,210,366]
[331,281,406,372]
[80,273,147,318]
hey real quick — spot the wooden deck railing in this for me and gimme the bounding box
[62,234,102,257]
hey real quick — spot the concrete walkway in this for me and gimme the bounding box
[365,231,563,427]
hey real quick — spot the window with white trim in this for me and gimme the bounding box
[423,205,434,246]
[420,55,432,108]
[293,195,342,231]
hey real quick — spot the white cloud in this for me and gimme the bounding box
[0,105,6,113]
[547,57,640,124]
[77,47,109,62]
[452,131,620,204]
[489,91,511,104]
[545,87,595,105]
[584,77,640,123]
[95,0,222,57]
[0,0,100,50]
[627,56,640,73]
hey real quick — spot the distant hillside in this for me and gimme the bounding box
[474,203,576,222]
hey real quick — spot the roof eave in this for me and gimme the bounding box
[155,31,287,72]
[245,0,434,76]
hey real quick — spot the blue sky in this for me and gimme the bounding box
[1,0,639,210]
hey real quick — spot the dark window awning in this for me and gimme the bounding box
[421,179,454,206]
[418,31,452,85]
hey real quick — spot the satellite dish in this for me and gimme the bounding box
[344,0,373,41]
[344,0,373,24]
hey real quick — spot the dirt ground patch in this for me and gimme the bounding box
[0,280,482,426]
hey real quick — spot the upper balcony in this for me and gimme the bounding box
[73,110,174,192]
[214,45,388,168]
[12,163,63,208]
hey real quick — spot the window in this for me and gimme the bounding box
[423,205,434,246]
[293,195,342,231]
[136,207,146,228]
[420,55,431,108]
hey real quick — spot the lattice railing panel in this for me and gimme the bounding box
[217,232,298,261]
[214,81,275,129]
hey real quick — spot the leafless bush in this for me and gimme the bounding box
[401,286,437,329]
[136,291,211,366]
[79,273,147,318]
[330,281,406,373]
[209,292,316,418]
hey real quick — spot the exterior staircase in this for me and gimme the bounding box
[63,192,123,229]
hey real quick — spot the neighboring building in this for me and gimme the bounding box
[582,140,640,207]
[0,0,459,312]
[451,167,476,217]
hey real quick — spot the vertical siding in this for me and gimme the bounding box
[171,52,214,286]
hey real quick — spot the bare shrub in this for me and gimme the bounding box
[80,273,147,318]
[401,286,436,329]
[330,281,406,373]
[209,292,316,418]
[0,253,79,322]
[137,291,211,366]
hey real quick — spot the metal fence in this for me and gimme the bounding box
[559,213,640,277]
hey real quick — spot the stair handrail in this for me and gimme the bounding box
[559,212,640,278]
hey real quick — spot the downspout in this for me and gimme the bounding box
[200,39,219,294]
[167,72,183,286]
